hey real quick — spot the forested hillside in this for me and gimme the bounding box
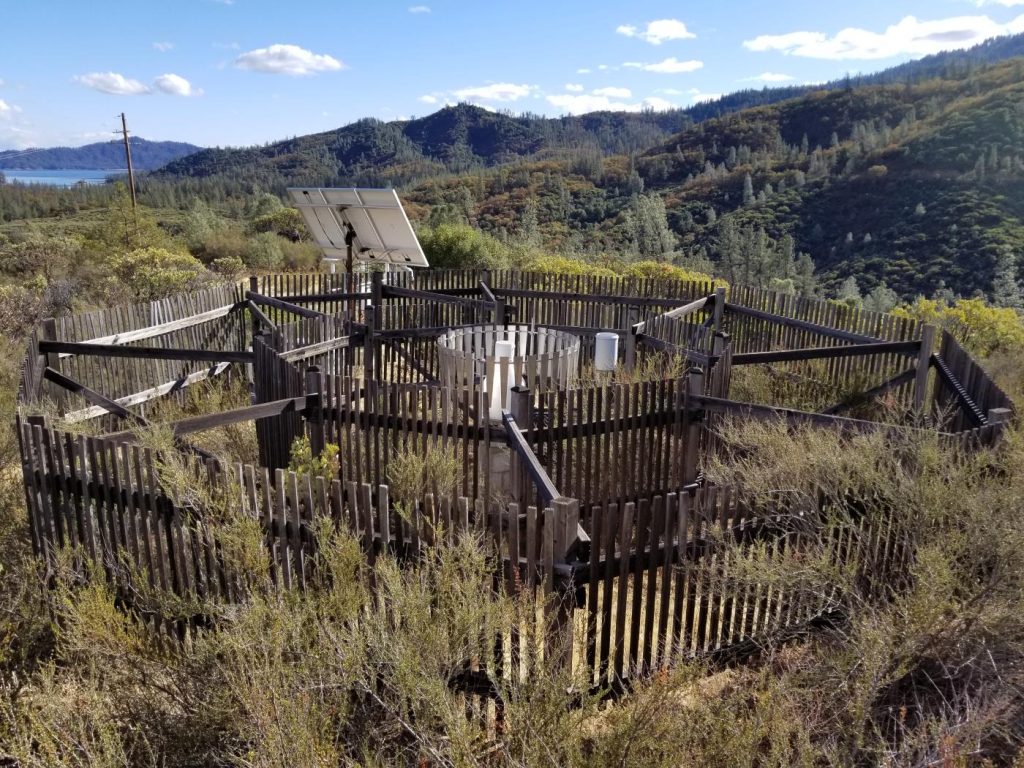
[152,107,695,189]
[0,137,201,171]
[403,58,1024,299]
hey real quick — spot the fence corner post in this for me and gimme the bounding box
[712,287,726,334]
[913,324,937,413]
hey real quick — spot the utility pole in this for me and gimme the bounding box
[120,113,137,210]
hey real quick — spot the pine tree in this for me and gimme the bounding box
[837,276,862,306]
[864,282,899,313]
[742,173,754,205]
[991,248,1023,309]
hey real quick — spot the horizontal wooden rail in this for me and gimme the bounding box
[246,291,329,320]
[54,304,236,358]
[501,411,560,508]
[725,302,881,344]
[280,335,355,362]
[376,326,459,340]
[40,340,253,364]
[493,288,706,308]
[103,395,309,442]
[271,291,370,303]
[731,340,920,366]
[382,284,495,309]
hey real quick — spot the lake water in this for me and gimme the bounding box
[0,169,121,187]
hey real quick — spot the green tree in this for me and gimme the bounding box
[837,276,862,307]
[109,247,207,301]
[623,193,676,261]
[742,173,755,205]
[864,281,899,313]
[991,249,1023,309]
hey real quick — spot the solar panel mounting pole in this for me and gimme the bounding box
[344,221,356,323]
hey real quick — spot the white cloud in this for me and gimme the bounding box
[743,13,1024,60]
[73,72,151,95]
[623,57,704,74]
[235,44,344,75]
[153,41,174,52]
[408,5,431,12]
[593,86,632,98]
[564,83,584,92]
[0,99,18,117]
[576,68,591,74]
[154,73,200,96]
[418,93,439,104]
[546,92,678,115]
[616,19,696,44]
[214,41,240,50]
[742,72,796,83]
[687,89,722,103]
[451,82,534,102]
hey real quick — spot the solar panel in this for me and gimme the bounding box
[287,187,429,268]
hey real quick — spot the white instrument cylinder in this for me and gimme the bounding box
[594,332,619,372]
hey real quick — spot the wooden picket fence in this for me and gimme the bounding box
[19,413,896,691]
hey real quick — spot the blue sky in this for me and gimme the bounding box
[1,0,1023,150]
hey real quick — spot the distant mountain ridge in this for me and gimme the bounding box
[152,32,1024,192]
[0,137,202,171]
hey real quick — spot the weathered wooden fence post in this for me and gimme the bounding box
[712,287,726,334]
[682,366,705,487]
[40,318,65,413]
[305,365,325,458]
[913,324,937,412]
[624,305,640,372]
[547,496,580,673]
[509,386,531,505]
[987,407,1013,446]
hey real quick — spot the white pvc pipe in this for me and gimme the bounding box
[489,339,515,421]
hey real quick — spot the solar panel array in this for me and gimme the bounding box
[288,187,429,268]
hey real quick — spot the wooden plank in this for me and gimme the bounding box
[502,412,559,508]
[43,367,146,426]
[725,302,881,344]
[61,363,232,423]
[103,395,308,442]
[822,368,917,415]
[730,340,919,366]
[246,291,328,320]
[54,304,236,358]
[39,340,253,365]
